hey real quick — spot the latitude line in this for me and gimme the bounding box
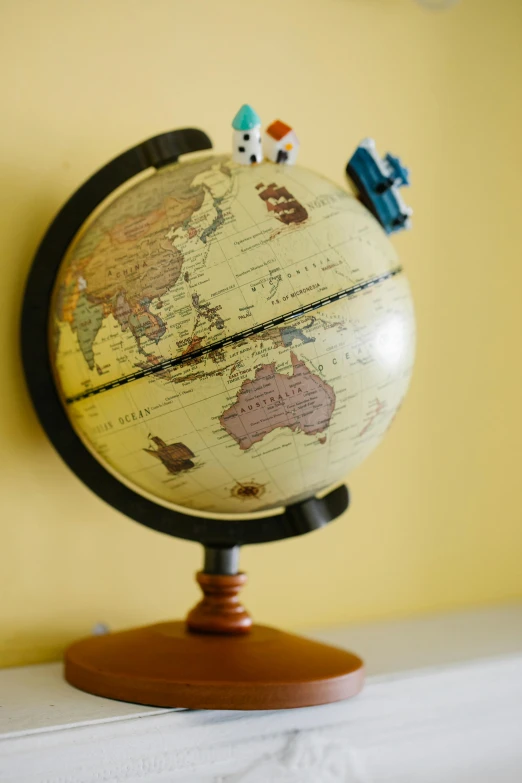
[65,266,403,405]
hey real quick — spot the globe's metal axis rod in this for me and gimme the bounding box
[203,545,240,575]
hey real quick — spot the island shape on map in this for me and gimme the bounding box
[219,352,336,451]
[144,436,195,474]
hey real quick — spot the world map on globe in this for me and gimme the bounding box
[51,154,415,516]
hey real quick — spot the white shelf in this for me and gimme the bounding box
[1,605,522,782]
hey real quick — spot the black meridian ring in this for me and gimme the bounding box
[20,128,349,546]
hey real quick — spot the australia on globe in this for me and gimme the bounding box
[50,154,415,516]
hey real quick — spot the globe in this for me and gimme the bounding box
[49,152,415,519]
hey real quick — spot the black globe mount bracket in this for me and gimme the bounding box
[21,127,350,562]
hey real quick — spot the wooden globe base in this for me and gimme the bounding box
[65,572,364,710]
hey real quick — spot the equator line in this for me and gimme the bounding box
[65,266,403,405]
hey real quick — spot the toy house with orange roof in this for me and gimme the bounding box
[264,120,299,165]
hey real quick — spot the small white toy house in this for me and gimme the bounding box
[264,120,299,165]
[232,105,263,165]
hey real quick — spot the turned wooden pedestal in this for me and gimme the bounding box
[65,570,364,710]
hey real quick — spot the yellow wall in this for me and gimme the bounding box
[1,0,521,667]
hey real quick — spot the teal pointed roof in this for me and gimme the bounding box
[232,104,261,131]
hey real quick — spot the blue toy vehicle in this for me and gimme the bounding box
[346,139,412,234]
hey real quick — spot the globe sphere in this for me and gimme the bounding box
[50,154,415,517]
